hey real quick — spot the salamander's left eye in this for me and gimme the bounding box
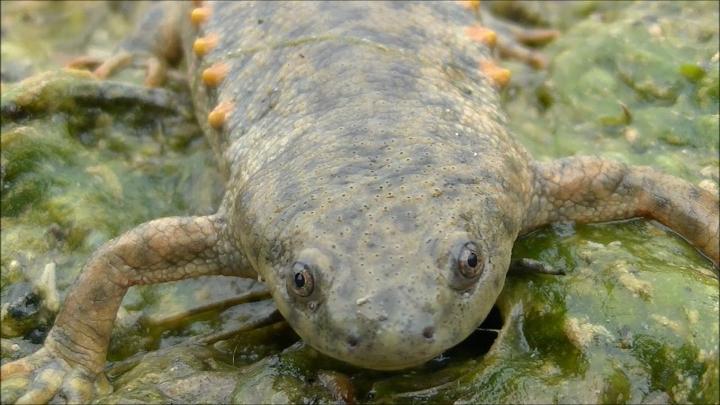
[457,242,483,279]
[289,262,314,297]
[436,233,488,291]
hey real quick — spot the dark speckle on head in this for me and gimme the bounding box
[347,335,359,348]
[653,194,670,209]
[689,187,701,201]
[422,326,435,340]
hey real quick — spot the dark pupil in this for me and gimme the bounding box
[294,272,306,288]
[467,252,478,268]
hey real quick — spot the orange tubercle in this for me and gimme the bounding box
[458,0,480,12]
[191,7,211,27]
[208,101,234,129]
[465,26,497,49]
[479,59,511,88]
[193,33,219,57]
[202,62,230,87]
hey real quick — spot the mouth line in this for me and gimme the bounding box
[312,344,440,371]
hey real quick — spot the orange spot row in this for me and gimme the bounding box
[208,101,234,129]
[479,59,511,88]
[202,62,229,87]
[465,26,497,49]
[458,0,480,12]
[191,6,211,27]
[190,3,231,132]
[193,33,219,57]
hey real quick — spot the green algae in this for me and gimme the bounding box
[504,1,720,179]
[1,73,219,284]
[499,4,719,400]
[1,1,718,404]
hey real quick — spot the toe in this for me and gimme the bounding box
[15,367,64,405]
[94,372,113,397]
[93,51,133,80]
[16,386,57,405]
[0,359,32,380]
[65,55,104,71]
[62,371,96,404]
[144,56,167,87]
[514,27,559,47]
[1,376,30,404]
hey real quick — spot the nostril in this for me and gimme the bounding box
[347,335,359,348]
[422,326,435,340]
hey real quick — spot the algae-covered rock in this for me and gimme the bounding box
[505,1,720,180]
[230,343,354,404]
[1,1,718,404]
[98,345,241,404]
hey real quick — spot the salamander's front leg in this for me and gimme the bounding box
[0,214,254,404]
[523,156,719,267]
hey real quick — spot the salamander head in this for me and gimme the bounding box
[249,183,518,370]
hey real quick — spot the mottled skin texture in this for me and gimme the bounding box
[1,2,718,403]
[201,1,531,369]
[525,157,719,260]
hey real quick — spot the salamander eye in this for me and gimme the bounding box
[289,262,314,297]
[457,242,483,279]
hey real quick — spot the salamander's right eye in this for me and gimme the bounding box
[447,240,485,291]
[458,242,482,279]
[289,262,314,297]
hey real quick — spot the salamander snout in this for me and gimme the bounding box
[344,320,436,350]
[301,280,453,370]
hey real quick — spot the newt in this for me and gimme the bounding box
[1,2,718,403]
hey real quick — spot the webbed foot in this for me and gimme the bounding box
[64,2,183,88]
[462,0,559,69]
[94,51,168,88]
[66,50,168,88]
[0,347,111,404]
[482,12,559,69]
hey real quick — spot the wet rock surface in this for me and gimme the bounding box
[1,1,718,403]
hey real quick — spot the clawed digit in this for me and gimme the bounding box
[0,348,107,404]
[61,370,97,404]
[1,358,33,381]
[15,367,64,405]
